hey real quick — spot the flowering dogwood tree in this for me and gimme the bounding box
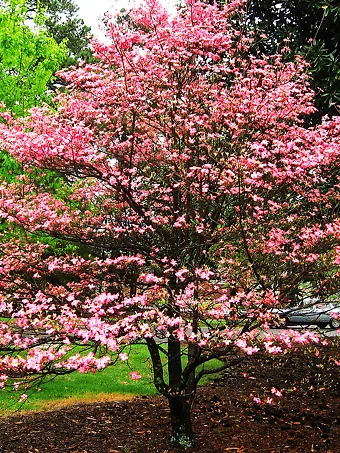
[0,0,339,448]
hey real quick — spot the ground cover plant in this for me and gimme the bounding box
[0,0,339,448]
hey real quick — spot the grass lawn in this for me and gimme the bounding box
[0,344,221,415]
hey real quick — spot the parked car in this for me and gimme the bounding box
[273,300,340,329]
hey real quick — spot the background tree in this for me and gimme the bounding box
[245,0,340,122]
[27,0,93,66]
[0,0,339,448]
[0,0,66,116]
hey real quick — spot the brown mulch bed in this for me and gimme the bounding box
[0,340,339,453]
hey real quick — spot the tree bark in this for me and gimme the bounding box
[168,395,195,449]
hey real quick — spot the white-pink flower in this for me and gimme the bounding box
[130,371,141,380]
[271,387,283,397]
[19,393,28,403]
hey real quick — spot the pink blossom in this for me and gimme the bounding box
[195,268,214,280]
[175,269,189,281]
[130,371,142,380]
[139,273,161,284]
[19,394,28,403]
[271,387,283,397]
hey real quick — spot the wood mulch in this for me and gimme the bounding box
[0,339,339,453]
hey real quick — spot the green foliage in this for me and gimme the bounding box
[0,0,66,116]
[245,0,340,121]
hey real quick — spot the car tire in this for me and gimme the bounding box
[330,318,340,329]
[317,322,328,329]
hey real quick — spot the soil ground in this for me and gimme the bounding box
[0,339,339,453]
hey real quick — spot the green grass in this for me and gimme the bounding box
[0,344,222,415]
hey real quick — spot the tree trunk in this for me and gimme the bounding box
[168,395,194,448]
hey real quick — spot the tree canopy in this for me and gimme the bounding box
[0,0,339,448]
